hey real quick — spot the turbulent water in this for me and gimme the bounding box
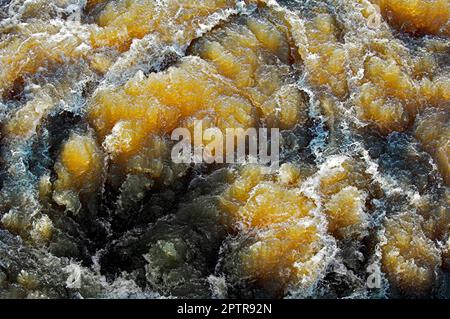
[0,0,449,299]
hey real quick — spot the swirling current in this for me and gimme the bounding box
[0,0,449,299]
